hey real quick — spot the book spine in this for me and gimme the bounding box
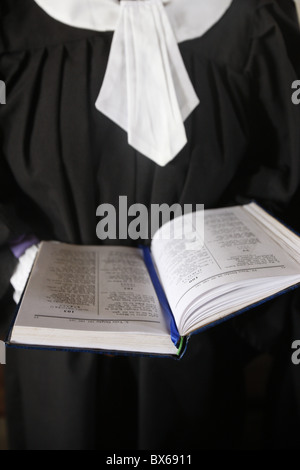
[141,245,181,347]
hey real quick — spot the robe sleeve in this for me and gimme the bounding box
[235,0,300,225]
[0,41,33,304]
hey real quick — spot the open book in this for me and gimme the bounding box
[7,203,300,358]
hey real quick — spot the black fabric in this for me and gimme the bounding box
[5,348,139,450]
[1,0,300,449]
[259,1,300,450]
[1,0,299,241]
[276,0,300,27]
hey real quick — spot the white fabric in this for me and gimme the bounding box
[96,0,199,166]
[294,0,300,25]
[10,245,39,304]
[34,0,233,166]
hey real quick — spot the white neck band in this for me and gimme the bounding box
[34,0,233,166]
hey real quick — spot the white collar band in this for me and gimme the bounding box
[34,0,233,166]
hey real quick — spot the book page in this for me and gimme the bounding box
[151,205,300,333]
[13,243,171,338]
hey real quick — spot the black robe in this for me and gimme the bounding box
[1,0,300,450]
